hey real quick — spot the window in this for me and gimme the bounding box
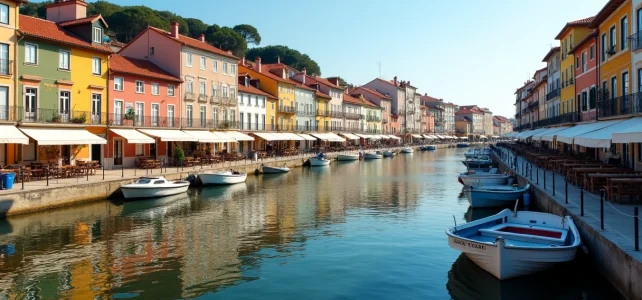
[623,71,629,95]
[199,81,206,94]
[213,61,218,72]
[91,94,101,123]
[223,86,228,98]
[59,50,70,70]
[589,86,596,109]
[200,56,206,70]
[576,57,579,68]
[0,4,8,24]
[0,43,7,75]
[590,45,595,60]
[601,34,606,61]
[114,101,123,125]
[611,76,617,99]
[135,144,144,156]
[168,84,175,96]
[621,16,628,50]
[609,26,616,52]
[59,91,70,116]
[167,105,175,127]
[93,27,102,43]
[135,80,144,93]
[151,83,160,95]
[114,77,124,91]
[581,92,586,111]
[187,80,193,93]
[212,84,218,97]
[186,53,192,66]
[223,62,228,74]
[200,106,206,127]
[135,102,144,125]
[92,57,101,75]
[150,47,155,55]
[231,64,236,75]
[213,108,218,124]
[230,88,236,99]
[186,105,193,126]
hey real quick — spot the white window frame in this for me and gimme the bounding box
[167,84,175,96]
[213,60,218,73]
[114,77,124,91]
[114,99,123,125]
[223,62,228,75]
[92,57,101,75]
[187,80,193,93]
[25,43,38,64]
[199,81,206,95]
[135,143,144,156]
[200,56,206,70]
[230,64,236,76]
[93,27,102,43]
[151,82,160,95]
[135,80,144,93]
[151,103,160,126]
[186,53,192,67]
[167,104,175,126]
[0,4,8,25]
[58,50,70,70]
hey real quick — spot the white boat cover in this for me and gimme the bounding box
[574,117,642,148]
[110,128,155,144]
[224,131,254,141]
[137,129,197,142]
[252,132,281,141]
[20,128,106,145]
[533,126,572,141]
[182,130,226,143]
[297,133,317,141]
[0,125,29,144]
[339,133,360,140]
[611,118,642,144]
[210,131,238,143]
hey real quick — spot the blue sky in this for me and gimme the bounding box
[78,1,606,117]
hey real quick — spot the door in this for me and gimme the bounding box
[135,102,144,126]
[24,88,37,121]
[59,91,70,122]
[0,86,7,120]
[151,104,159,127]
[91,144,101,163]
[114,139,123,166]
[150,143,156,158]
[114,101,123,125]
[91,94,101,124]
[0,43,8,76]
[61,145,71,165]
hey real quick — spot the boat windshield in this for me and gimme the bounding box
[136,179,152,184]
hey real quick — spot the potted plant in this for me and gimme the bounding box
[124,108,135,121]
[50,114,61,123]
[71,113,87,124]
[173,143,185,166]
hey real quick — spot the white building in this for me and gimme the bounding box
[364,76,419,133]
[238,74,271,152]
[291,73,345,131]
[543,47,561,118]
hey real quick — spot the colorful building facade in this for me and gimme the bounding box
[556,17,594,115]
[569,30,598,121]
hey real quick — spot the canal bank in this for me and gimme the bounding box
[493,146,641,300]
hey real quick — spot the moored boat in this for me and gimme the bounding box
[458,170,511,186]
[337,152,360,161]
[464,184,530,208]
[401,147,414,153]
[462,157,493,169]
[383,150,395,157]
[364,151,383,159]
[464,148,492,159]
[422,145,437,151]
[199,170,247,185]
[261,164,290,174]
[120,176,190,199]
[457,143,470,148]
[446,208,581,280]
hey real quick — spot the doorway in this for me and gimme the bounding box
[91,144,101,163]
[150,143,157,158]
[61,145,71,165]
[114,139,123,166]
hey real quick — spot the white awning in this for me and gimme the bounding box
[110,129,155,144]
[556,119,626,144]
[422,134,434,139]
[0,125,29,144]
[389,135,402,140]
[411,134,423,139]
[210,131,238,143]
[492,135,500,138]
[575,117,642,148]
[326,132,346,142]
[225,131,254,141]
[355,133,369,139]
[612,119,642,143]
[182,130,226,143]
[137,129,197,142]
[518,128,548,140]
[377,135,390,139]
[295,133,314,141]
[479,135,488,139]
[339,133,360,140]
[533,126,571,141]
[19,128,106,145]
[252,132,280,141]
[283,132,305,140]
[460,136,469,140]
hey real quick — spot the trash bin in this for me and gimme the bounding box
[251,151,258,162]
[0,172,16,190]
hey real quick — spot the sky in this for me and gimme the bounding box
[51,0,609,118]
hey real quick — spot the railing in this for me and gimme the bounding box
[366,115,381,122]
[546,88,561,101]
[569,78,574,84]
[278,105,296,114]
[528,100,539,110]
[181,118,239,130]
[184,92,196,101]
[7,106,107,125]
[597,92,642,118]
[344,112,362,120]
[108,114,181,128]
[225,97,237,106]
[630,32,642,52]
[239,122,266,131]
[329,110,344,118]
[316,109,330,117]
[521,108,528,114]
[296,110,315,117]
[198,94,208,102]
[531,112,581,128]
[0,59,12,76]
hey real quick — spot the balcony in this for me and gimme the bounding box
[0,59,12,76]
[630,32,642,52]
[597,92,642,119]
[382,115,389,123]
[344,112,362,120]
[210,95,222,105]
[225,97,237,106]
[531,112,580,128]
[528,100,539,110]
[366,115,380,122]
[521,108,528,114]
[278,105,296,114]
[198,94,208,102]
[329,110,344,118]
[7,106,107,125]
[108,114,181,128]
[546,88,561,101]
[316,109,330,117]
[239,122,266,131]
[184,92,196,101]
[181,118,239,130]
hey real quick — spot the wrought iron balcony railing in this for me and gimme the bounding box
[597,92,642,118]
[5,106,107,125]
[546,88,561,101]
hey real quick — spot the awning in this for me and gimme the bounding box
[110,128,155,144]
[411,134,423,139]
[389,135,402,140]
[138,129,197,142]
[0,125,29,144]
[492,135,500,138]
[210,131,238,143]
[283,132,304,141]
[225,131,254,141]
[422,134,435,139]
[326,132,346,142]
[612,119,642,143]
[574,117,642,148]
[297,133,317,141]
[355,133,369,139]
[479,135,487,139]
[378,135,390,139]
[182,130,226,143]
[460,136,469,140]
[533,126,571,141]
[518,128,548,140]
[556,119,627,145]
[339,133,360,140]
[252,132,281,141]
[19,128,106,145]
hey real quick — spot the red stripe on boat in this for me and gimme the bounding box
[497,226,562,239]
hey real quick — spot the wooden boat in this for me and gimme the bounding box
[462,157,493,169]
[120,176,190,199]
[337,153,360,161]
[401,147,414,153]
[199,170,247,185]
[261,164,290,174]
[364,151,383,159]
[464,184,530,208]
[458,169,511,186]
[446,208,581,280]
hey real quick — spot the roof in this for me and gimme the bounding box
[240,61,308,87]
[352,86,392,100]
[420,94,441,102]
[456,108,483,115]
[315,90,331,99]
[310,76,343,90]
[238,83,277,100]
[147,26,238,60]
[533,75,548,89]
[554,16,594,39]
[109,54,182,82]
[493,115,511,123]
[589,0,626,29]
[18,15,112,53]
[58,14,108,28]
[542,47,561,62]
[569,30,598,54]
[343,92,363,106]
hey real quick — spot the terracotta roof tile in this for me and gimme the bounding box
[555,16,594,39]
[353,86,392,100]
[58,14,108,28]
[109,54,182,82]
[19,15,112,53]
[589,0,626,29]
[542,47,560,62]
[312,76,343,90]
[315,90,331,99]
[148,26,238,60]
[238,83,277,100]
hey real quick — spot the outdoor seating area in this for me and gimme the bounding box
[0,161,102,184]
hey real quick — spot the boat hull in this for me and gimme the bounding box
[457,143,470,148]
[262,166,290,174]
[462,161,493,169]
[337,154,360,161]
[459,175,510,186]
[383,151,394,157]
[401,148,414,153]
[364,153,383,159]
[424,145,437,151]
[465,185,529,208]
[309,157,331,166]
[121,184,189,199]
[199,173,247,185]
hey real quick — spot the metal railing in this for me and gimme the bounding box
[329,110,344,118]
[181,118,239,130]
[278,105,296,114]
[366,115,381,122]
[546,88,561,101]
[108,114,181,128]
[316,109,330,117]
[344,112,362,120]
[6,106,107,125]
[0,59,12,76]
[239,123,266,131]
[531,112,581,128]
[528,100,539,110]
[597,92,642,118]
[630,32,642,52]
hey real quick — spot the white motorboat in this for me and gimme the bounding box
[337,153,360,161]
[458,169,511,186]
[120,176,190,199]
[446,208,581,280]
[199,170,247,185]
[462,157,493,169]
[261,164,290,174]
[464,183,530,208]
[401,147,414,153]
[309,157,331,166]
[464,148,492,159]
[364,151,383,159]
[383,150,395,157]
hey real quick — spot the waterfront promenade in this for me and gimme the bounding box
[495,145,641,299]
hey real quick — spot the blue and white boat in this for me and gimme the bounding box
[456,143,470,148]
[422,145,437,151]
[464,184,530,208]
[462,157,492,169]
[446,209,581,280]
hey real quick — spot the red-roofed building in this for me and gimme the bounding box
[291,72,346,131]
[455,107,484,137]
[106,54,182,168]
[493,115,513,136]
[351,86,393,134]
[348,89,383,133]
[363,76,421,133]
[119,21,240,132]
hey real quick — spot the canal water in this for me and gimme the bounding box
[0,148,622,299]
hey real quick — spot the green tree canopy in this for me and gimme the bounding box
[106,6,170,42]
[246,45,321,76]
[19,1,48,18]
[205,25,247,57]
[233,24,261,46]
[185,18,209,38]
[87,1,121,18]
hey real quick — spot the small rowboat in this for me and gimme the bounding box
[261,164,290,174]
[199,170,247,185]
[120,176,190,199]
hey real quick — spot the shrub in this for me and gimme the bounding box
[173,143,185,166]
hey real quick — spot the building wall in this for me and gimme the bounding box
[294,88,314,130]
[108,73,180,123]
[546,52,561,118]
[0,0,22,165]
[238,65,277,130]
[574,37,598,121]
[70,47,108,117]
[598,1,632,105]
[238,92,267,131]
[344,103,362,131]
[315,97,330,131]
[560,27,593,114]
[632,0,642,93]
[483,111,493,136]
[277,82,295,129]
[120,30,182,77]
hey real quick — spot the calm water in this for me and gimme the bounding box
[0,148,622,299]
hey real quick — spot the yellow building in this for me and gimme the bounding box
[556,17,594,115]
[314,90,331,131]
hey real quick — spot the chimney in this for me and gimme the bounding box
[255,57,262,73]
[424,93,427,96]
[46,0,88,23]
[407,81,411,86]
[277,56,280,64]
[199,34,205,42]
[241,57,246,66]
[393,76,398,86]
[302,68,306,84]
[327,77,340,86]
[170,21,179,39]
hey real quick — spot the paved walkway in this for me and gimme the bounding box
[496,146,642,262]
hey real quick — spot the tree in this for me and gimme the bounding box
[205,25,247,57]
[106,6,170,42]
[338,78,354,89]
[20,2,48,18]
[155,11,189,35]
[233,24,261,46]
[185,18,209,38]
[246,45,321,75]
[87,1,121,18]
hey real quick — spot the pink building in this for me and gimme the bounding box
[105,54,182,168]
[569,31,598,121]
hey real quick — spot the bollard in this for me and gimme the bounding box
[600,190,605,230]
[565,178,568,204]
[580,185,584,216]
[543,169,546,189]
[552,172,555,196]
[46,168,49,186]
[536,168,539,184]
[122,163,124,178]
[635,207,639,251]
[102,162,105,180]
[86,166,89,181]
[21,167,24,190]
